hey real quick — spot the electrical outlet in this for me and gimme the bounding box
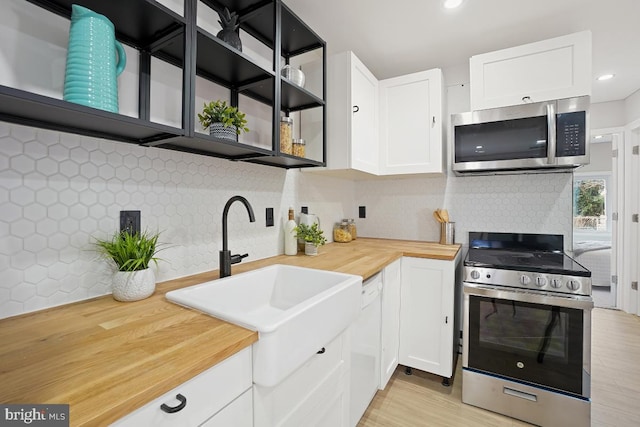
[266,208,274,227]
[120,210,141,235]
[301,206,308,214]
[359,206,366,218]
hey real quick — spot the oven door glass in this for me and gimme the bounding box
[467,294,584,395]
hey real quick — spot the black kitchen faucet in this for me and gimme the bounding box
[219,195,255,278]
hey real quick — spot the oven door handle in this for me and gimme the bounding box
[464,283,594,310]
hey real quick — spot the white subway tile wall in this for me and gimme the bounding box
[0,122,354,319]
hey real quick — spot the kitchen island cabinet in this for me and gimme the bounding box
[0,238,459,426]
[399,251,462,383]
[470,31,591,110]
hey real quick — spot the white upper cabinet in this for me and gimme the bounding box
[379,69,444,175]
[470,31,592,110]
[325,51,379,175]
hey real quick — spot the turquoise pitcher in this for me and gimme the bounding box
[63,4,126,113]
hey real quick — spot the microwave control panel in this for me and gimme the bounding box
[556,111,586,157]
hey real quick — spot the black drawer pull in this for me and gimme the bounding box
[317,347,326,354]
[160,394,187,413]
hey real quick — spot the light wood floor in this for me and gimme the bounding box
[358,308,640,426]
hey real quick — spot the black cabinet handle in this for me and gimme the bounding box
[353,105,359,113]
[160,394,187,413]
[317,347,326,354]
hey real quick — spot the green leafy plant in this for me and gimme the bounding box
[94,230,164,272]
[294,223,327,247]
[197,100,249,135]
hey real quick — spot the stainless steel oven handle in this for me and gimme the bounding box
[503,387,537,402]
[546,102,557,164]
[464,283,594,310]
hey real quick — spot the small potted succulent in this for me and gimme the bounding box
[93,230,165,301]
[294,223,327,256]
[198,100,249,141]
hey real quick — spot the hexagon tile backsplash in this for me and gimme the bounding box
[0,119,572,320]
[0,121,356,319]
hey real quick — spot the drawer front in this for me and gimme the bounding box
[201,388,253,427]
[112,347,252,427]
[253,332,347,426]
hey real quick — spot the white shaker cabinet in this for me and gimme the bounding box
[399,253,461,381]
[380,258,402,390]
[379,69,445,175]
[325,51,379,175]
[470,31,592,110]
[111,347,252,427]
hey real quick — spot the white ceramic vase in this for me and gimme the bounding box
[112,268,155,301]
[304,242,319,256]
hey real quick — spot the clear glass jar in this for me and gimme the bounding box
[292,138,306,158]
[333,221,352,243]
[280,116,293,154]
[347,218,357,240]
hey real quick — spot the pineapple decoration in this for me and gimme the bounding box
[216,7,242,52]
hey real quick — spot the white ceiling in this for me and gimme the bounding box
[285,0,640,104]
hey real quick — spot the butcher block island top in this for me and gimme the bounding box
[0,238,460,426]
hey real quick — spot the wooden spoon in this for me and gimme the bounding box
[433,210,444,223]
[440,209,449,223]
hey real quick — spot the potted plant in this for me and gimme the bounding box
[198,100,249,141]
[93,230,165,301]
[294,223,327,256]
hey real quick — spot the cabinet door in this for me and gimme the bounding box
[380,259,401,389]
[201,389,253,427]
[399,257,454,378]
[350,55,379,174]
[470,31,592,110]
[379,69,444,175]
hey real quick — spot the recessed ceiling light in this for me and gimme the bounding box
[444,0,464,9]
[597,74,615,81]
[594,135,603,139]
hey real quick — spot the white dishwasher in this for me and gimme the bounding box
[349,272,382,427]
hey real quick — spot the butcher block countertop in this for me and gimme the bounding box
[0,238,460,426]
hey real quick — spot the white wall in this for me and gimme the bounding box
[591,100,626,129]
[625,89,640,123]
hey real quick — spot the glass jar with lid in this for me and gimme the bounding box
[333,220,352,243]
[292,138,306,158]
[280,116,293,154]
[347,218,357,240]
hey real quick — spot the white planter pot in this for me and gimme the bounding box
[304,242,319,256]
[112,268,156,302]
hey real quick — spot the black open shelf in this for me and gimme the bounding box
[245,154,324,169]
[145,133,273,160]
[0,85,182,144]
[9,0,325,169]
[195,28,274,88]
[202,0,323,57]
[25,0,185,51]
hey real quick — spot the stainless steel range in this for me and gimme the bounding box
[462,232,593,427]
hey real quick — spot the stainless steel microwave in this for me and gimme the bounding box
[452,96,590,174]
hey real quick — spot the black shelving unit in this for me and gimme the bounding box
[8,0,326,169]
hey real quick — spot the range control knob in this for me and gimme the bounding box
[470,270,480,280]
[550,278,563,289]
[520,275,531,286]
[567,280,581,291]
[535,276,547,287]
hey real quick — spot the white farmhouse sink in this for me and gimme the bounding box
[166,264,362,387]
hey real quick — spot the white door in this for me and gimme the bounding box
[351,57,379,174]
[399,257,453,378]
[380,258,401,389]
[378,69,443,175]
